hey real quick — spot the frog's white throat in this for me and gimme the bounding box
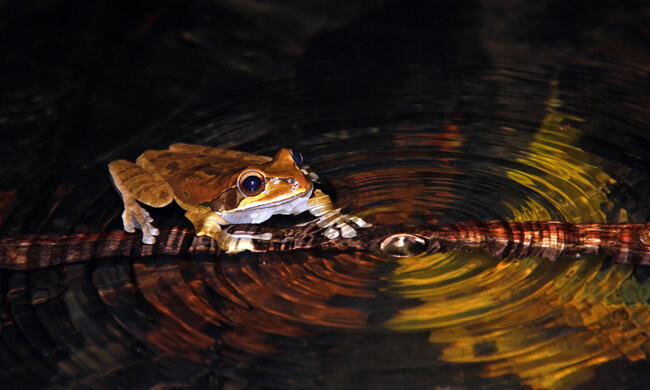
[220,186,314,225]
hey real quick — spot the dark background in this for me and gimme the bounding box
[3,0,648,237]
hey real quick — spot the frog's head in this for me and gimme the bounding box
[209,148,314,224]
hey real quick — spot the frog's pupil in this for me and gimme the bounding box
[242,175,262,194]
[290,149,303,166]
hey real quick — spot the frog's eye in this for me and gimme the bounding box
[290,149,303,167]
[238,170,266,197]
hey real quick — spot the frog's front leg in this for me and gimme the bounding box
[185,211,269,253]
[108,160,174,244]
[307,189,371,239]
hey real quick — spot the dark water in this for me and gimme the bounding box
[1,1,650,389]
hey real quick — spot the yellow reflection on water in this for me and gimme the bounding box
[385,80,648,389]
[427,262,650,390]
[505,79,621,224]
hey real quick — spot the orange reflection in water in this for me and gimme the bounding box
[121,258,313,361]
[331,123,465,227]
[113,249,382,364]
[219,250,382,329]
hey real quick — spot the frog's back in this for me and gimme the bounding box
[169,143,272,164]
[136,145,270,206]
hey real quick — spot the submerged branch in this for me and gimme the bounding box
[1,221,649,270]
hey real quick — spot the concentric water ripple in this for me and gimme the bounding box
[6,73,647,389]
[2,2,650,389]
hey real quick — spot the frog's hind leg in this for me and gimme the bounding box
[307,189,371,239]
[108,160,174,244]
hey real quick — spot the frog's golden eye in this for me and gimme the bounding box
[290,149,303,167]
[238,170,266,197]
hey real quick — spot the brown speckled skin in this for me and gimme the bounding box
[132,143,308,213]
[108,144,313,245]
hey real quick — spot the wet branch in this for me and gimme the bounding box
[1,221,650,270]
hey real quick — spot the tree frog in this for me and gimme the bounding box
[108,143,369,252]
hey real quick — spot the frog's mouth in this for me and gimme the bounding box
[220,185,314,225]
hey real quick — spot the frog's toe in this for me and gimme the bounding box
[138,223,159,244]
[138,222,158,244]
[122,204,159,244]
[135,209,159,243]
[324,226,340,239]
[348,215,371,228]
[141,208,154,223]
[142,232,157,245]
[121,209,136,233]
[338,223,357,238]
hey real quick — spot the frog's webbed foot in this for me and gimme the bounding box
[121,196,159,244]
[307,189,371,239]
